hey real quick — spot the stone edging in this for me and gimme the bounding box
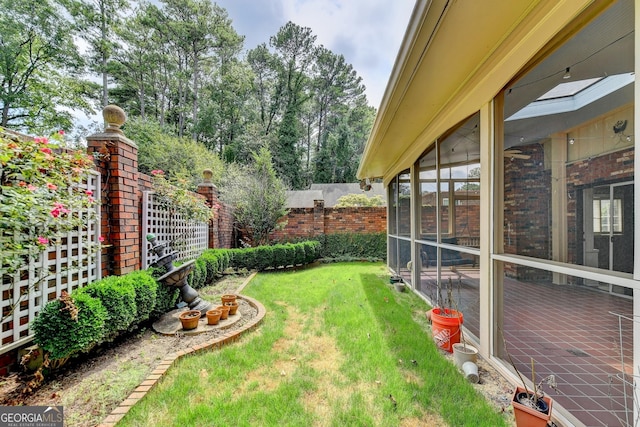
[97,273,264,427]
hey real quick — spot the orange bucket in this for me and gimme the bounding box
[431,308,463,352]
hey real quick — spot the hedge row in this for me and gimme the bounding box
[279,232,387,261]
[227,240,320,271]
[32,270,158,360]
[31,240,321,362]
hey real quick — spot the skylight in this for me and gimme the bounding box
[536,77,602,100]
[506,73,635,121]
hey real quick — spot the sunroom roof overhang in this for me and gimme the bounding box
[357,0,601,185]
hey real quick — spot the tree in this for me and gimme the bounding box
[269,22,317,189]
[123,117,224,189]
[219,148,288,246]
[70,0,129,107]
[0,0,94,133]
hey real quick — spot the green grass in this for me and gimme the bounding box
[117,262,508,426]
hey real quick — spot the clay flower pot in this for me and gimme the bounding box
[179,310,201,330]
[512,386,553,427]
[226,301,239,315]
[206,309,222,325]
[221,294,237,305]
[217,305,230,320]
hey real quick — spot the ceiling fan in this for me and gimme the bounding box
[504,149,531,160]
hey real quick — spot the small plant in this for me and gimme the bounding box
[502,332,559,421]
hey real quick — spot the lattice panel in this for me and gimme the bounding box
[141,191,209,269]
[1,172,101,354]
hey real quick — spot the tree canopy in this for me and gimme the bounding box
[0,0,376,189]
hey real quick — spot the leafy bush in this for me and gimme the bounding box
[188,258,207,289]
[294,244,305,266]
[120,270,158,324]
[0,130,100,274]
[318,232,386,260]
[334,193,385,207]
[272,244,289,268]
[150,280,180,320]
[77,277,137,338]
[32,291,107,361]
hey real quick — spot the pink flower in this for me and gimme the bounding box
[27,184,37,192]
[50,202,70,218]
[18,181,26,187]
[85,190,93,196]
[41,147,52,154]
[58,130,65,136]
[98,236,105,242]
[37,237,49,245]
[151,170,164,176]
[46,183,57,190]
[34,136,49,145]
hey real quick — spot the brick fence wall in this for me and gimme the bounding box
[270,200,387,241]
[86,107,234,277]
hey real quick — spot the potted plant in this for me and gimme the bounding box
[430,278,464,352]
[504,337,559,426]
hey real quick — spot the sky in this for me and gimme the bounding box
[214,0,416,109]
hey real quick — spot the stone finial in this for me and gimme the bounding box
[103,105,127,134]
[202,169,213,183]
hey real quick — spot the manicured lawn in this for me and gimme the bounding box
[118,262,509,426]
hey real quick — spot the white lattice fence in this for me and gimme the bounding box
[141,191,209,269]
[1,172,101,354]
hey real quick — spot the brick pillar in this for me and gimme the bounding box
[197,169,219,249]
[86,105,139,276]
[313,199,325,236]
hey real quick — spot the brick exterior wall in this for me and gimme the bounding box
[503,143,551,280]
[270,204,387,241]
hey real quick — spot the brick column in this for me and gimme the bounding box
[197,169,219,249]
[313,199,325,236]
[86,105,139,276]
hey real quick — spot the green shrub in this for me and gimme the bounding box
[318,233,386,260]
[77,277,137,338]
[294,244,305,266]
[120,270,158,324]
[254,246,273,271]
[188,258,207,289]
[272,244,288,268]
[199,251,218,284]
[32,292,107,361]
[303,241,320,263]
[151,283,179,319]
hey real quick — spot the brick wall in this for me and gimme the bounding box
[270,202,387,241]
[503,143,551,280]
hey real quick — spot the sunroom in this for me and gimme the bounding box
[358,1,637,426]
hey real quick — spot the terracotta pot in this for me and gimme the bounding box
[430,308,463,352]
[511,386,552,427]
[221,294,237,305]
[206,309,222,325]
[217,305,230,320]
[226,301,239,315]
[179,310,201,330]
